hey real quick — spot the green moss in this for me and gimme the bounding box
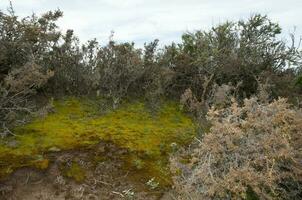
[63,162,86,182]
[132,157,144,170]
[0,97,196,186]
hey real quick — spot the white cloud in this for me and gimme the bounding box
[1,0,301,46]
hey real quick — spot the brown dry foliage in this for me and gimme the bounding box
[180,80,239,121]
[180,88,203,115]
[171,97,302,200]
[5,62,54,93]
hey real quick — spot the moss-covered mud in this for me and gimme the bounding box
[0,97,196,189]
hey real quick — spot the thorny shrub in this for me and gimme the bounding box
[171,97,302,199]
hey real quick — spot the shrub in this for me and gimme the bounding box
[0,5,62,78]
[5,62,53,93]
[95,41,144,107]
[171,97,302,199]
[0,62,53,136]
[163,15,301,100]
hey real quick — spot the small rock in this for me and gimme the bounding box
[49,147,61,152]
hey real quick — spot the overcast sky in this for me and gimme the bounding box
[0,0,301,46]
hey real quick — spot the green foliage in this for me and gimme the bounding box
[63,162,86,182]
[3,5,300,101]
[163,14,301,100]
[296,75,302,86]
[95,41,143,105]
[0,5,62,75]
[1,6,301,107]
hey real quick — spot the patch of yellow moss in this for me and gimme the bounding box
[0,97,196,185]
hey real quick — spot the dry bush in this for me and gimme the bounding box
[171,97,302,199]
[180,75,215,119]
[180,88,203,116]
[180,77,240,120]
[207,83,238,108]
[5,62,54,93]
[254,75,272,103]
[0,62,53,136]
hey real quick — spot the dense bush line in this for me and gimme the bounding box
[1,5,301,132]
